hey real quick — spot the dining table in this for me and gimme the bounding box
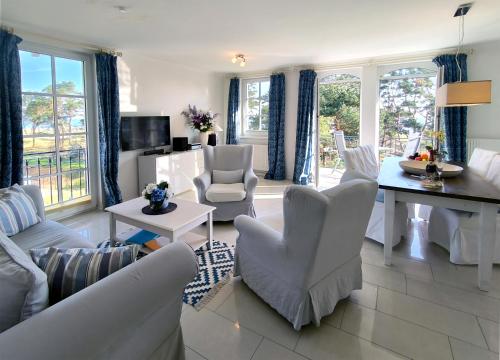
[379,157,500,291]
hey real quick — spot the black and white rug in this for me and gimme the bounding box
[183,240,235,309]
[99,234,235,310]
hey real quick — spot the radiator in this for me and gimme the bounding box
[252,144,268,173]
[466,138,500,161]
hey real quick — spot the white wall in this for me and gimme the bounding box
[467,39,500,139]
[118,53,224,200]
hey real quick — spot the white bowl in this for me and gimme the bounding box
[399,160,463,178]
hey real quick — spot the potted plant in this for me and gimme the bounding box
[181,104,218,147]
[142,181,172,213]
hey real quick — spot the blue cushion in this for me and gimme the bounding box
[0,184,40,236]
[375,189,385,203]
[30,246,140,304]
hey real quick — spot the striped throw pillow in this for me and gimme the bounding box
[30,246,140,304]
[0,184,40,236]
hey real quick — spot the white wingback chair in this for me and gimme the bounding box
[428,152,500,264]
[193,145,258,221]
[342,145,408,246]
[234,178,378,330]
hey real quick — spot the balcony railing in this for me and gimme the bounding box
[23,148,89,207]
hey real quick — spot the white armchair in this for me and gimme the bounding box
[428,152,500,264]
[234,178,378,330]
[342,145,408,246]
[193,145,258,221]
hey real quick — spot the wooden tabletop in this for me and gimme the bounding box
[378,157,500,204]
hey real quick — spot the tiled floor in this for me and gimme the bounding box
[61,178,500,360]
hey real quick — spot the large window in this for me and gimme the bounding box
[378,66,437,161]
[20,50,92,208]
[242,78,270,136]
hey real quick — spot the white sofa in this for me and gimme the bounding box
[0,185,198,360]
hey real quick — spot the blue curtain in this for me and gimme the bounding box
[0,30,23,188]
[433,54,468,163]
[293,70,317,185]
[265,73,286,180]
[96,53,122,207]
[226,77,239,144]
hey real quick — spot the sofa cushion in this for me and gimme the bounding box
[30,245,140,304]
[212,169,244,184]
[0,184,40,236]
[11,220,92,253]
[0,232,48,333]
[206,183,246,203]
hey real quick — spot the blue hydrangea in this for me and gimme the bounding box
[151,188,166,202]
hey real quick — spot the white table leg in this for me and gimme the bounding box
[478,202,497,291]
[384,190,396,266]
[109,213,117,247]
[207,212,214,250]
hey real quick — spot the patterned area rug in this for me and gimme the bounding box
[183,240,235,309]
[98,235,234,310]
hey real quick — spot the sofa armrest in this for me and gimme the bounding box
[244,169,258,201]
[0,242,198,360]
[21,185,46,221]
[193,171,212,203]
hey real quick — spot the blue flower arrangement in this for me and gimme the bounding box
[142,181,172,212]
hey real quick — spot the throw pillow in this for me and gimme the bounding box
[0,232,49,333]
[0,184,40,236]
[30,245,140,304]
[213,169,244,184]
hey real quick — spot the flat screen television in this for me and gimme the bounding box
[120,116,171,151]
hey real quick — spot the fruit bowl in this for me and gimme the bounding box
[399,160,463,178]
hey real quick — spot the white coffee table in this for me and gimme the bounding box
[105,197,216,249]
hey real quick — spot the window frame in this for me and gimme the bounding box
[241,77,270,138]
[19,41,99,217]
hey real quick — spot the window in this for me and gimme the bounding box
[20,50,92,208]
[378,65,437,161]
[242,78,270,136]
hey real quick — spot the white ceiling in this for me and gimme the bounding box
[2,0,500,73]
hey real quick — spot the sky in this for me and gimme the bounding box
[19,50,84,94]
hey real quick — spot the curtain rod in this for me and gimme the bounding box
[2,24,122,56]
[0,25,15,34]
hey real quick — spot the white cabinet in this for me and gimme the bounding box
[138,150,204,195]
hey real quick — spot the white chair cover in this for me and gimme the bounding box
[428,153,500,264]
[193,145,258,221]
[234,179,378,330]
[342,145,408,245]
[403,135,421,158]
[343,144,379,180]
[468,148,498,177]
[420,148,500,221]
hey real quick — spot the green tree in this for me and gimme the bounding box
[379,71,435,155]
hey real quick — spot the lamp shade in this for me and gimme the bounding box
[436,80,492,107]
[213,124,223,132]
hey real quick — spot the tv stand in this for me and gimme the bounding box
[143,149,164,156]
[137,149,204,195]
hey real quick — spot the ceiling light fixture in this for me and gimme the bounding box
[436,3,492,107]
[115,5,129,13]
[232,54,246,67]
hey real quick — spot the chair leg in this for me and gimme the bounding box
[331,158,340,174]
